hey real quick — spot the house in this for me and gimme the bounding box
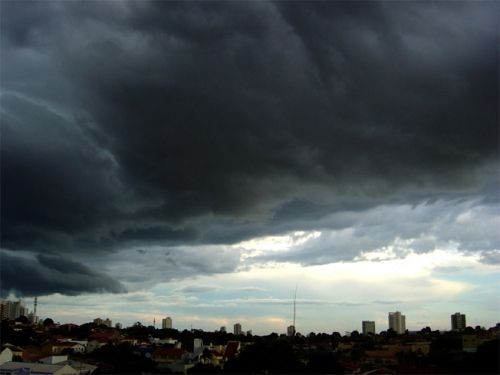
[1,344,24,360]
[38,357,97,375]
[0,348,13,366]
[85,340,106,354]
[118,338,138,346]
[133,345,155,359]
[39,355,69,365]
[361,368,396,375]
[462,334,478,353]
[223,341,240,360]
[364,350,398,366]
[404,341,431,355]
[58,339,87,348]
[152,347,186,364]
[60,360,97,375]
[0,362,78,375]
[88,328,119,343]
[337,341,354,351]
[59,324,79,332]
[50,342,85,355]
[201,349,224,367]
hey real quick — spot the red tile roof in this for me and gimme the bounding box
[153,347,185,359]
[224,341,240,359]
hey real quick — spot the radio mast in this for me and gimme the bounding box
[293,284,297,336]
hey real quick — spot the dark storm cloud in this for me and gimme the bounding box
[98,245,242,290]
[0,250,126,297]
[1,1,498,295]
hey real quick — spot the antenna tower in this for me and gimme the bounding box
[293,284,297,336]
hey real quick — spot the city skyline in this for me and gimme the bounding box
[0,297,491,336]
[1,1,499,335]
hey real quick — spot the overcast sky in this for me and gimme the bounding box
[1,1,499,334]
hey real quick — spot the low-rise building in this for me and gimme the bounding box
[0,349,13,366]
[152,347,186,364]
[462,334,478,353]
[38,357,97,375]
[223,341,240,360]
[0,362,78,375]
[39,355,69,365]
[404,341,431,355]
[85,340,107,354]
[1,345,23,360]
[49,342,85,355]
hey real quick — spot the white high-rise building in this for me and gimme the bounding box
[0,300,27,320]
[234,323,242,335]
[162,317,172,329]
[287,325,296,336]
[451,313,466,331]
[388,311,406,334]
[93,318,112,327]
[362,321,376,335]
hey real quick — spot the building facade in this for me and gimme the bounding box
[287,325,296,336]
[162,317,172,329]
[451,312,466,330]
[388,311,406,334]
[0,300,27,320]
[362,320,376,335]
[93,318,112,327]
[233,323,242,335]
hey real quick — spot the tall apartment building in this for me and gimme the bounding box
[451,312,466,330]
[94,317,112,327]
[234,323,242,335]
[0,300,27,320]
[388,311,406,334]
[0,301,8,320]
[287,325,296,336]
[362,320,376,335]
[162,317,172,329]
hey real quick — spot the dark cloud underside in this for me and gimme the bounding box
[0,251,126,297]
[1,1,498,296]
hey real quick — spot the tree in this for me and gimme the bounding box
[474,325,485,333]
[420,326,432,335]
[224,340,304,373]
[306,350,343,374]
[386,328,397,339]
[43,318,54,326]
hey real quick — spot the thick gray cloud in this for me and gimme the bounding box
[253,200,500,266]
[0,250,126,297]
[480,250,500,265]
[1,1,498,295]
[94,245,242,291]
